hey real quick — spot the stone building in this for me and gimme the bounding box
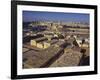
[30,37,47,46]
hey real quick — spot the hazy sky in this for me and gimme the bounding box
[23,11,89,23]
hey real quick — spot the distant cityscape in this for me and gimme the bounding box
[23,11,89,24]
[22,11,90,68]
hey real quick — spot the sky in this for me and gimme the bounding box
[23,11,89,24]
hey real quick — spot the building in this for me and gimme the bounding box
[37,42,44,49]
[43,42,51,49]
[30,39,37,46]
[44,33,54,41]
[43,40,58,49]
[76,38,89,47]
[66,35,75,44]
[23,33,44,43]
[30,37,47,46]
[55,41,67,48]
[81,42,89,48]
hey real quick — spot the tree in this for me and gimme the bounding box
[73,40,78,46]
[82,39,85,44]
[80,48,86,54]
[81,39,85,47]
